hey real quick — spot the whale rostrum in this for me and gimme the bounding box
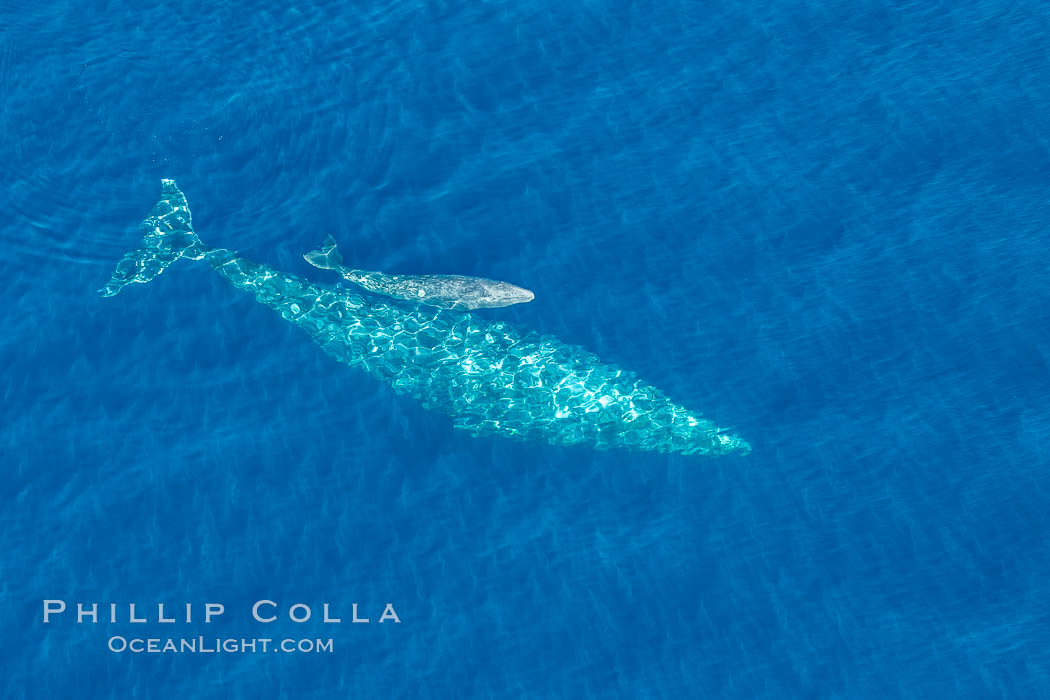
[304,235,535,310]
[100,180,750,457]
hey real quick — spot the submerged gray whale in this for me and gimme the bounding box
[304,235,534,310]
[100,180,750,457]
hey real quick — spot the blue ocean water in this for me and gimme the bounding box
[3,0,1050,696]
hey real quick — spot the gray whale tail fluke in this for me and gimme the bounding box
[303,235,343,271]
[99,179,207,297]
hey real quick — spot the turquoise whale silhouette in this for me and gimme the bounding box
[101,180,750,457]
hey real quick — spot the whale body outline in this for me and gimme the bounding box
[100,180,751,458]
[303,234,535,311]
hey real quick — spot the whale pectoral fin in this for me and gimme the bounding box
[304,235,344,270]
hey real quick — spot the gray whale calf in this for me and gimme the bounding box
[100,180,750,457]
[304,235,534,310]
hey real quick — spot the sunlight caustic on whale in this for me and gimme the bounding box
[100,180,750,457]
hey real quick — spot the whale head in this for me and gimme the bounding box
[477,281,534,308]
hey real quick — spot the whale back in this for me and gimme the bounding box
[348,272,533,310]
[211,257,749,456]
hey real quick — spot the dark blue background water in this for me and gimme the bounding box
[4,0,1049,697]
